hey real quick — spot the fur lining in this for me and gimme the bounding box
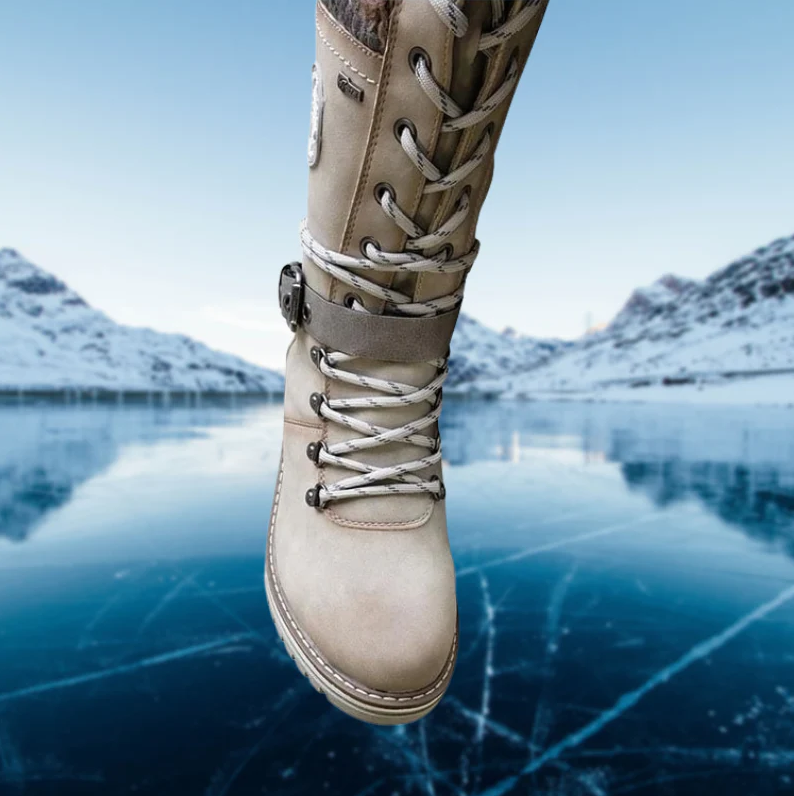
[320,0,394,53]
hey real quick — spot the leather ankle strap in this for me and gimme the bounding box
[279,263,457,362]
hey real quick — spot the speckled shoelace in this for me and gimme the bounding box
[301,0,544,507]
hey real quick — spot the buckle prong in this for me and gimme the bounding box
[279,262,305,333]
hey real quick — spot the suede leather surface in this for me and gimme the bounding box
[284,330,437,527]
[310,0,455,526]
[306,1,385,301]
[271,417,457,694]
[287,279,460,362]
[271,0,548,700]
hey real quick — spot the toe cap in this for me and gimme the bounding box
[276,520,457,695]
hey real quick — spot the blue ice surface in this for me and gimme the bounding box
[1,396,793,795]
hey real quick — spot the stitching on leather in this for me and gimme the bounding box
[328,1,437,527]
[268,459,457,702]
[318,1,384,62]
[317,18,378,86]
[467,160,493,251]
[324,0,404,522]
[339,0,402,258]
[326,502,433,529]
[285,417,323,430]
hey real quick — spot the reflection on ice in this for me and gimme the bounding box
[0,399,281,558]
[0,398,793,795]
[441,400,794,560]
[0,408,122,542]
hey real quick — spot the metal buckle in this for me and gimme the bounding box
[279,262,304,333]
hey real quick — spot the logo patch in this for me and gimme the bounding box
[337,72,364,103]
[308,63,324,168]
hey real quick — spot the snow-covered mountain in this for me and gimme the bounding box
[471,234,794,397]
[0,248,284,393]
[448,313,571,387]
[4,232,792,401]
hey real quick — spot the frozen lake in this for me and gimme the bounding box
[1,397,794,795]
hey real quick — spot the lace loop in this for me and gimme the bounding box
[301,0,534,507]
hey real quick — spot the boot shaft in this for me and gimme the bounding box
[267,0,551,724]
[277,0,550,522]
[304,0,548,308]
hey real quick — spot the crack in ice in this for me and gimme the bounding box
[376,725,466,796]
[205,688,304,796]
[448,698,529,747]
[457,513,665,577]
[138,570,201,634]
[529,564,578,763]
[478,581,794,795]
[418,720,437,796]
[475,573,496,746]
[570,745,794,767]
[0,633,258,705]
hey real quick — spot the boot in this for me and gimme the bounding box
[266,0,548,725]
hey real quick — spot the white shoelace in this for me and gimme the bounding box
[301,0,543,507]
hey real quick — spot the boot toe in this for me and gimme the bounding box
[313,580,456,696]
[276,528,457,696]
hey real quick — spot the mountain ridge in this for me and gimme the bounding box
[448,313,571,387]
[468,233,794,396]
[0,248,284,393]
[3,234,792,399]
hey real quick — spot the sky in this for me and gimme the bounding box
[1,0,793,371]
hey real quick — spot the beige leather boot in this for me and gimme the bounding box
[266,0,548,725]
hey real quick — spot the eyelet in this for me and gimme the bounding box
[373,182,394,204]
[343,292,363,309]
[360,236,381,257]
[433,387,444,409]
[435,243,454,261]
[305,484,323,509]
[483,121,495,140]
[309,346,325,368]
[302,303,312,324]
[306,441,325,464]
[309,392,326,415]
[457,185,472,209]
[409,47,431,73]
[393,117,417,143]
[430,475,446,501]
[281,294,291,310]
